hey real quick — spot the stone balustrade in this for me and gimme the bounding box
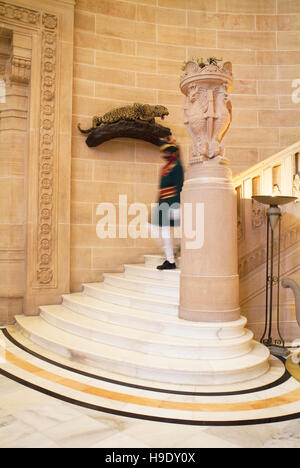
[232,141,300,341]
[233,141,299,274]
[233,141,300,202]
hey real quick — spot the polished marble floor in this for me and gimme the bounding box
[0,326,299,448]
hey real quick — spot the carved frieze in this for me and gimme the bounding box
[0,1,40,25]
[37,22,57,287]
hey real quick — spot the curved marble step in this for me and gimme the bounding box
[124,263,181,283]
[40,305,254,360]
[103,272,179,299]
[62,292,248,340]
[15,315,270,386]
[83,282,178,315]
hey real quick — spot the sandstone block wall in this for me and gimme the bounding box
[71,0,300,290]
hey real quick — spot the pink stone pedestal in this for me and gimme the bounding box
[179,160,241,323]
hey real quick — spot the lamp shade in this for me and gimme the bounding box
[252,195,297,206]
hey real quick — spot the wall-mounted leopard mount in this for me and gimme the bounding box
[78,103,172,147]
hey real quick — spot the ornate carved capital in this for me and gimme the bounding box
[9,55,31,84]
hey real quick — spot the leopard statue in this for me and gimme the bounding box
[78,103,169,133]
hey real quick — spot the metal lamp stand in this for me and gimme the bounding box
[252,195,297,356]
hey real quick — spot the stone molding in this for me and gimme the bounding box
[37,21,57,287]
[0,249,24,262]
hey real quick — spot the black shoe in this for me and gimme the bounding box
[157,260,176,270]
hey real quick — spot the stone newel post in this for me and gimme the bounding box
[179,60,240,322]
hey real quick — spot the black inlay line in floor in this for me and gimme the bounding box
[1,328,291,397]
[0,367,299,427]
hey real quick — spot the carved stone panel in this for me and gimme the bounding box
[252,199,266,230]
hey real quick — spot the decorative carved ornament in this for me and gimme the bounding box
[9,56,31,84]
[180,61,233,165]
[0,3,58,287]
[0,1,40,25]
[37,14,58,287]
[251,199,266,230]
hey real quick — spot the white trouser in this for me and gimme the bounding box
[149,208,181,264]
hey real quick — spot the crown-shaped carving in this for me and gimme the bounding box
[180,60,233,96]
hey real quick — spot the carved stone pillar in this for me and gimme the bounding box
[179,61,239,322]
[0,28,31,323]
[179,162,241,322]
[0,1,75,321]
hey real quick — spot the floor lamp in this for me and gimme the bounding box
[252,195,297,355]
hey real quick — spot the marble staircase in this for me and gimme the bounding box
[15,255,270,386]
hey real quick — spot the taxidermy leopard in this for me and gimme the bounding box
[78,103,169,133]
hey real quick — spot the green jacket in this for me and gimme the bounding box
[152,158,184,227]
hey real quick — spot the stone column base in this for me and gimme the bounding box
[179,161,240,323]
